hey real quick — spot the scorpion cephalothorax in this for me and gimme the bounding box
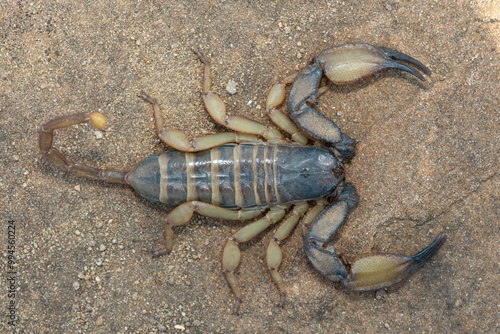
[39,43,446,314]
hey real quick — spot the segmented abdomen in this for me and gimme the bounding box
[127,143,340,210]
[159,144,281,209]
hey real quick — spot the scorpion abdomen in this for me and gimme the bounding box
[126,143,343,210]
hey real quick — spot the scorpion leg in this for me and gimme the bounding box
[39,112,128,184]
[304,184,446,291]
[266,74,332,145]
[266,202,309,308]
[300,198,329,236]
[152,201,262,257]
[222,206,287,314]
[194,51,283,141]
[265,74,309,145]
[140,92,258,152]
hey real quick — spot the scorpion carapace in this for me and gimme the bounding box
[39,43,446,314]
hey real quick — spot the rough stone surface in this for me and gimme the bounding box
[1,1,498,333]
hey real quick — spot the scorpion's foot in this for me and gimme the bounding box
[151,224,174,258]
[138,91,157,105]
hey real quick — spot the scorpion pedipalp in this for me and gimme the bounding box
[304,184,357,281]
[284,43,431,149]
[304,185,446,291]
[315,43,431,85]
[343,232,447,291]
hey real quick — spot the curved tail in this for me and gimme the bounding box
[39,112,128,184]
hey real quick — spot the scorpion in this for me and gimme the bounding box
[39,43,446,314]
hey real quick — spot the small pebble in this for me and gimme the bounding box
[99,244,106,252]
[174,324,185,330]
[95,131,103,139]
[96,316,104,326]
[226,80,237,95]
[74,185,81,192]
[73,282,80,290]
[12,155,19,161]
[132,292,138,301]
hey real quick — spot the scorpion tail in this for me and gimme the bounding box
[39,112,129,185]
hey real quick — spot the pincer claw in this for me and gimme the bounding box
[304,192,446,291]
[285,43,431,150]
[304,183,446,292]
[343,232,447,291]
[315,43,431,84]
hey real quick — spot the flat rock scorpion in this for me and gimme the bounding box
[39,43,446,314]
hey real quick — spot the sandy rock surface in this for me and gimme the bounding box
[1,1,498,333]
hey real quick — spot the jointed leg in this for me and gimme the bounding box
[266,76,332,145]
[194,51,283,141]
[153,201,262,257]
[300,198,328,236]
[140,92,259,152]
[222,206,287,314]
[266,202,309,307]
[266,74,309,145]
